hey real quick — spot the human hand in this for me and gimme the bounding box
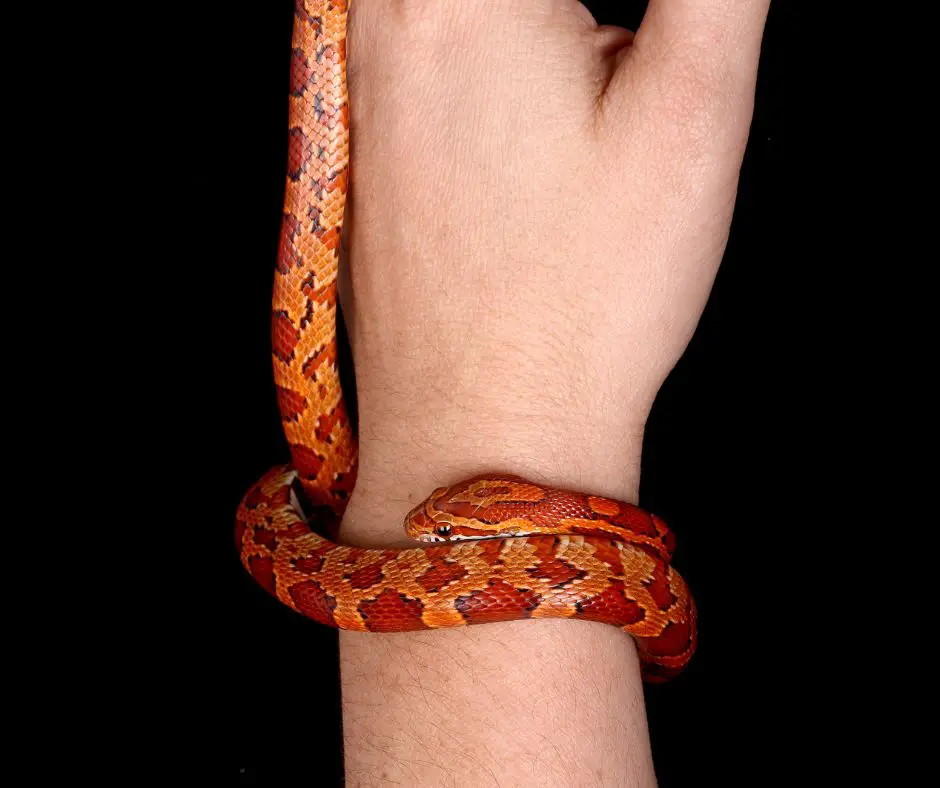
[340,0,768,542]
[335,3,769,783]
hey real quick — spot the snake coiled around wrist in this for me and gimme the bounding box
[236,0,697,682]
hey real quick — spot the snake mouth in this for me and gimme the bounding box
[416,531,537,544]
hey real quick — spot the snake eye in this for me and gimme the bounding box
[435,524,452,537]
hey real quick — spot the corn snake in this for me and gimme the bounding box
[236,0,697,682]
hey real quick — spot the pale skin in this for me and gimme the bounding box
[336,1,770,784]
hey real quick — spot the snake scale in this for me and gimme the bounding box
[236,0,697,682]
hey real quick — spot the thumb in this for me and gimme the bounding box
[602,0,771,124]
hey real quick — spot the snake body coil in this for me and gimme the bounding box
[236,0,697,682]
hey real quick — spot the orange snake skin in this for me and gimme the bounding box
[236,0,697,682]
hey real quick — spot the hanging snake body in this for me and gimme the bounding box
[236,0,697,682]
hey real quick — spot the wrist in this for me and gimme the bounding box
[339,404,646,546]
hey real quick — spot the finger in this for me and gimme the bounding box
[604,0,770,116]
[638,0,770,67]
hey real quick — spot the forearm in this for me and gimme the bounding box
[340,618,655,787]
[338,424,656,786]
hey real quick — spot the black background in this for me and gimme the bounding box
[169,1,835,784]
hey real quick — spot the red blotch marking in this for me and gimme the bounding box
[576,579,645,627]
[455,578,540,625]
[346,562,385,590]
[318,225,342,250]
[290,444,325,480]
[272,311,300,363]
[473,539,506,567]
[292,543,334,574]
[249,556,276,597]
[637,618,695,659]
[527,538,558,561]
[358,588,429,632]
[287,127,308,181]
[608,505,660,538]
[289,580,337,626]
[653,514,677,556]
[527,556,585,588]
[300,272,322,301]
[313,285,337,309]
[588,539,624,569]
[335,102,349,130]
[583,499,675,558]
[276,386,307,422]
[293,554,325,574]
[316,409,348,445]
[644,559,677,611]
[289,48,312,96]
[301,341,337,382]
[252,525,279,553]
[276,214,302,274]
[417,559,468,593]
[636,598,697,681]
[339,548,365,566]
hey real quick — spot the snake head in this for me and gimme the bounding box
[404,498,526,543]
[404,476,539,543]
